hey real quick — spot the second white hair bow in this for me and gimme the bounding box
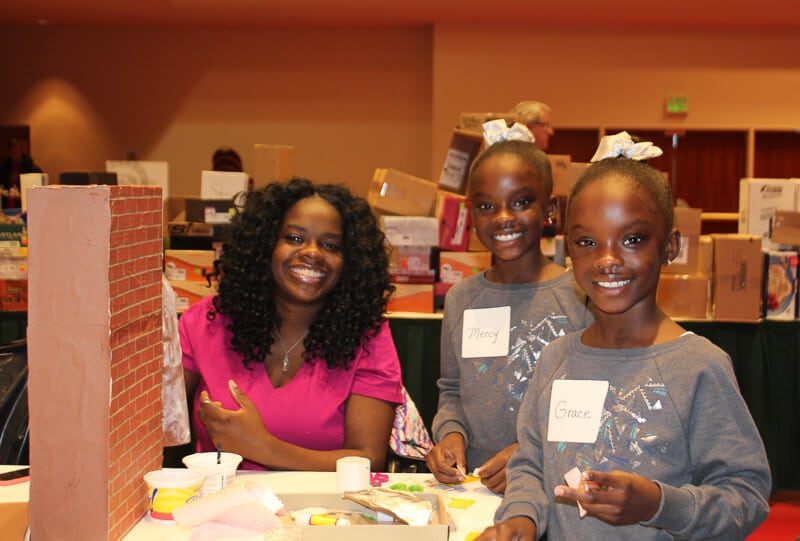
[590,131,664,162]
[482,119,535,146]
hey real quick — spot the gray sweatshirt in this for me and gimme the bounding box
[496,331,771,540]
[433,269,592,469]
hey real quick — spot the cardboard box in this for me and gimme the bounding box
[252,144,294,189]
[657,272,709,319]
[711,234,764,322]
[380,216,439,247]
[437,129,484,195]
[164,250,217,282]
[458,112,517,134]
[390,245,432,272]
[184,197,236,223]
[770,210,800,246]
[168,221,232,252]
[200,170,249,200]
[738,178,795,249]
[368,169,439,217]
[467,227,489,251]
[0,246,27,280]
[568,162,591,196]
[667,207,702,274]
[436,193,471,251]
[276,491,448,541]
[0,223,26,246]
[389,268,436,284]
[439,251,492,283]
[169,279,218,311]
[698,235,713,276]
[548,154,572,197]
[0,279,28,311]
[434,281,455,311]
[387,283,434,313]
[764,250,798,320]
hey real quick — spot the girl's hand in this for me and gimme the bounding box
[474,516,536,541]
[476,443,518,493]
[425,432,467,484]
[198,379,274,458]
[554,470,662,525]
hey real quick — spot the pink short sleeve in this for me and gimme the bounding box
[350,320,404,405]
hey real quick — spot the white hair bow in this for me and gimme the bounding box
[482,119,535,146]
[590,131,663,162]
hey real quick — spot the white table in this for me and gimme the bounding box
[0,467,501,541]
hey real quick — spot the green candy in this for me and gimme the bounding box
[389,483,407,491]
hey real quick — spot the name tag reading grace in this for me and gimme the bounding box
[461,306,511,358]
[547,379,609,443]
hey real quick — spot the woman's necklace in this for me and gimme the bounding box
[275,330,308,373]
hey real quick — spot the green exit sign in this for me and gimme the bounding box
[666,96,688,114]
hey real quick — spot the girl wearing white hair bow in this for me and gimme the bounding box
[426,120,593,493]
[477,139,770,541]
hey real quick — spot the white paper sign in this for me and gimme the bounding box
[106,160,169,201]
[547,379,609,443]
[461,306,510,358]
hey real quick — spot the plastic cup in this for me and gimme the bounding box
[143,469,205,521]
[182,451,243,496]
[336,456,371,492]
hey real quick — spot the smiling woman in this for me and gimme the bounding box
[179,178,404,472]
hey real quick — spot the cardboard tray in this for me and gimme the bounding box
[277,491,449,541]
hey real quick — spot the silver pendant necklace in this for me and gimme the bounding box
[276,330,308,373]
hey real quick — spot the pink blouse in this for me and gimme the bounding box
[180,296,403,470]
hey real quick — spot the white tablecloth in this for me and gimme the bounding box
[0,467,501,541]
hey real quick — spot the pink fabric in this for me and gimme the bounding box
[180,296,403,470]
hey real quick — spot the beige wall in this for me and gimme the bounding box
[0,25,433,198]
[432,25,800,171]
[2,23,800,198]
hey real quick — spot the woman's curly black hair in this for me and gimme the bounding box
[209,177,394,370]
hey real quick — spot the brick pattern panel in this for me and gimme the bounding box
[107,186,164,540]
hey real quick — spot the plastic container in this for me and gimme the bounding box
[182,451,243,496]
[143,468,205,521]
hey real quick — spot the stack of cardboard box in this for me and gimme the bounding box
[738,178,800,321]
[371,162,493,313]
[0,222,27,311]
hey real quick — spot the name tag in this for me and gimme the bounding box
[461,306,510,358]
[547,379,608,443]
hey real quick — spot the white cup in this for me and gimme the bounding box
[182,452,243,496]
[336,456,371,492]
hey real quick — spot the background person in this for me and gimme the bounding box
[510,101,554,151]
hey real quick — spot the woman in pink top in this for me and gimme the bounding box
[180,178,403,471]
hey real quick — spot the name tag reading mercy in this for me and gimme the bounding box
[461,306,511,358]
[547,379,609,443]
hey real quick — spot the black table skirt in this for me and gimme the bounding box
[388,317,800,491]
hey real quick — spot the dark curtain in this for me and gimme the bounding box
[754,131,800,178]
[546,129,601,163]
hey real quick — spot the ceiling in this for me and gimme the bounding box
[2,0,800,29]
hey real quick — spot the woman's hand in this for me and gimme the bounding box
[554,470,661,525]
[475,443,518,493]
[198,379,274,459]
[474,516,536,541]
[425,432,467,484]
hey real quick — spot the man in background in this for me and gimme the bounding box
[511,101,554,151]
